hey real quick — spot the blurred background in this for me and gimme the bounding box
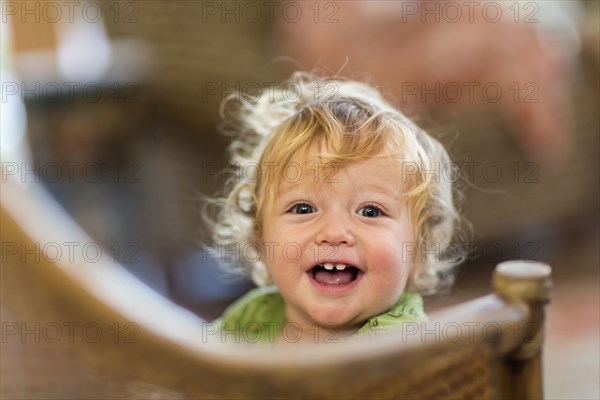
[1,0,598,398]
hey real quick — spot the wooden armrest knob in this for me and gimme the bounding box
[493,260,552,304]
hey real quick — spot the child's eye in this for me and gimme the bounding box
[289,203,315,214]
[358,205,382,218]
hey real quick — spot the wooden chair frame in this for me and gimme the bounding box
[1,170,551,399]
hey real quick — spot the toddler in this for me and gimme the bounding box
[210,73,463,345]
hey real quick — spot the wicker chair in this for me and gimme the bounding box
[1,169,551,400]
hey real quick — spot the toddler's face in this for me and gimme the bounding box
[260,154,415,336]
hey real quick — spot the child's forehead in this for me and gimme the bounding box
[275,154,407,195]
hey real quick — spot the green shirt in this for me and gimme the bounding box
[214,286,426,344]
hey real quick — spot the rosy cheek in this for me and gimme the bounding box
[370,247,411,284]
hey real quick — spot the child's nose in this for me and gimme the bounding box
[315,212,355,246]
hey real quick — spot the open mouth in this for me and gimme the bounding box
[310,263,361,286]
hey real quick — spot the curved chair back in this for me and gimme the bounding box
[1,169,551,399]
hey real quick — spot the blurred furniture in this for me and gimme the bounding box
[2,169,552,399]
